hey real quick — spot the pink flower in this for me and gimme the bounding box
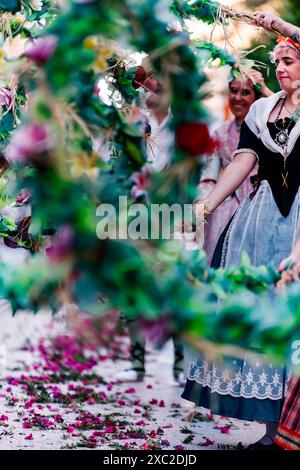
[149,398,157,405]
[130,164,152,200]
[10,379,19,386]
[124,387,136,394]
[67,425,76,433]
[46,225,74,262]
[25,433,33,440]
[0,415,8,421]
[135,420,147,426]
[213,425,231,434]
[0,87,12,110]
[15,189,31,206]
[24,35,58,66]
[23,422,32,429]
[158,400,165,407]
[103,426,116,434]
[24,399,36,409]
[6,123,55,163]
[117,400,126,406]
[132,399,140,405]
[99,391,108,401]
[161,439,170,447]
[140,442,152,450]
[146,384,153,389]
[199,437,214,447]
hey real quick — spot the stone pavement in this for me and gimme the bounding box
[0,303,264,450]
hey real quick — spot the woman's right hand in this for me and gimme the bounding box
[253,11,285,33]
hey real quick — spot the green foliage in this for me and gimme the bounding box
[171,0,220,24]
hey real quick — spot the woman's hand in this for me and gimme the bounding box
[247,70,273,97]
[276,253,300,289]
[253,11,285,33]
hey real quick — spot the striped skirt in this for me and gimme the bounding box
[275,377,300,450]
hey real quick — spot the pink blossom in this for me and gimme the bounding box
[124,387,136,394]
[6,122,55,163]
[25,433,33,440]
[46,225,74,262]
[130,164,152,200]
[140,442,152,450]
[132,399,140,405]
[158,400,165,407]
[199,438,214,447]
[161,439,170,447]
[149,398,157,405]
[99,391,108,400]
[0,87,12,110]
[24,399,36,409]
[15,189,31,206]
[24,35,58,66]
[103,426,116,434]
[23,422,33,429]
[135,420,147,426]
[10,379,19,386]
[0,415,8,421]
[146,384,153,389]
[54,414,63,422]
[213,425,231,434]
[117,400,126,406]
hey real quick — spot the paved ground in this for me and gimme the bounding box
[0,302,265,450]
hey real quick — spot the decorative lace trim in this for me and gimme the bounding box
[187,359,286,401]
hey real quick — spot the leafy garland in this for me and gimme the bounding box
[0,0,299,367]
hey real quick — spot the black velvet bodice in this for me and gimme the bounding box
[238,119,300,217]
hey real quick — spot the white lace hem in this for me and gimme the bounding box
[187,374,286,401]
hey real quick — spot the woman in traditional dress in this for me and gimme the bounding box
[199,72,272,264]
[182,15,300,448]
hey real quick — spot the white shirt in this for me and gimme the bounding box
[146,112,174,172]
